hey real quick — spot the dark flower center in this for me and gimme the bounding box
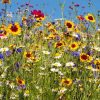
[67,23,72,28]
[71,44,76,48]
[10,25,18,32]
[88,16,93,20]
[56,42,63,47]
[81,54,88,60]
[18,80,22,84]
[26,53,31,58]
[64,80,70,84]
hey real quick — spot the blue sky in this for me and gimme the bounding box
[0,0,100,20]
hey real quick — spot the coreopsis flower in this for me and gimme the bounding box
[65,20,75,31]
[16,77,25,86]
[31,10,45,21]
[23,51,33,59]
[80,53,92,62]
[55,41,65,48]
[7,22,21,35]
[85,13,95,22]
[69,42,79,51]
[61,78,72,87]
[2,0,10,4]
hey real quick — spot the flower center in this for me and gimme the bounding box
[18,80,22,84]
[88,16,93,20]
[10,25,18,32]
[26,53,31,58]
[81,54,88,60]
[64,80,70,84]
[71,44,76,48]
[67,23,72,28]
[56,42,63,47]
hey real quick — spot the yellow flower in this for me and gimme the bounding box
[94,59,100,71]
[55,41,65,48]
[65,20,74,31]
[16,77,25,86]
[61,78,72,87]
[7,22,21,35]
[23,51,33,59]
[80,53,91,62]
[69,42,79,51]
[85,13,95,23]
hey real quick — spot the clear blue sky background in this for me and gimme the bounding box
[0,0,100,20]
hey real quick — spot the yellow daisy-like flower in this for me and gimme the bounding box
[61,78,72,87]
[69,42,79,51]
[85,13,95,23]
[7,22,21,35]
[47,33,57,39]
[80,53,92,62]
[55,41,65,48]
[65,20,75,31]
[0,24,9,36]
[23,51,33,59]
[16,77,25,86]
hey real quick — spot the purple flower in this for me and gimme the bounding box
[0,53,4,59]
[15,62,20,69]
[6,51,12,56]
[16,48,22,53]
[72,52,80,57]
[74,4,80,7]
[69,6,73,10]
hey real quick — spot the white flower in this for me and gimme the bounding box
[9,83,15,89]
[65,62,75,67]
[58,87,67,95]
[40,67,46,70]
[52,62,62,67]
[50,68,59,72]
[92,46,100,51]
[24,90,29,97]
[42,50,50,55]
[0,47,9,52]
[1,72,6,78]
[54,53,62,59]
[58,71,64,76]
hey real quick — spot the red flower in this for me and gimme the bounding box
[77,15,85,21]
[31,10,45,21]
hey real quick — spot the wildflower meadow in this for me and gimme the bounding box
[0,0,100,100]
